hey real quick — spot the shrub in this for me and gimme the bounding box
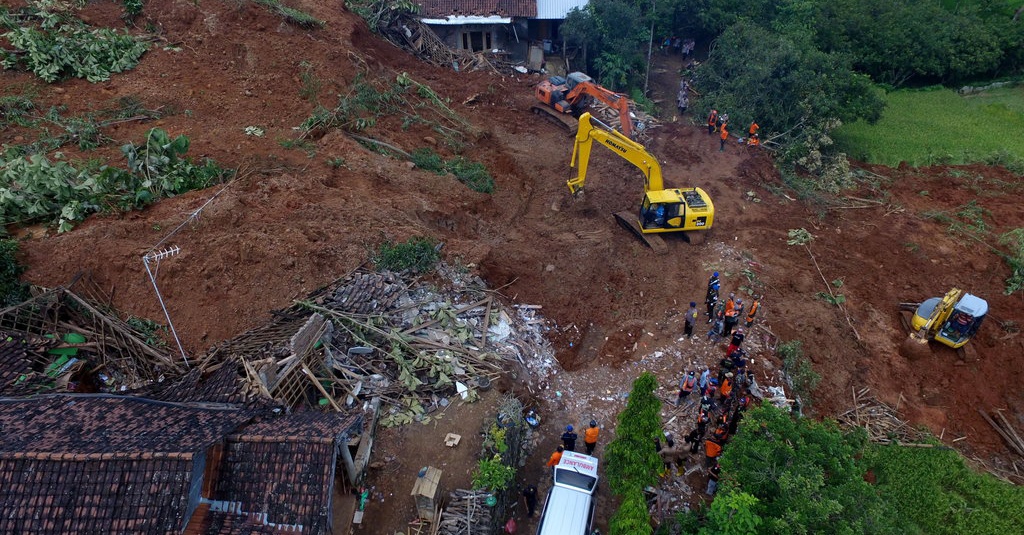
[1,6,148,83]
[0,240,30,307]
[865,442,1024,534]
[446,156,494,194]
[374,237,440,274]
[471,454,515,491]
[411,148,445,173]
[605,373,662,535]
[0,129,229,232]
[778,340,820,404]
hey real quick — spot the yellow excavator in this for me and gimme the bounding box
[900,288,988,349]
[566,113,714,253]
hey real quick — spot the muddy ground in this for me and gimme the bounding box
[5,1,1024,533]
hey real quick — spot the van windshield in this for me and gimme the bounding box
[555,470,597,491]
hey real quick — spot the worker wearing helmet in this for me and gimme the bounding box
[584,420,600,455]
[561,425,578,452]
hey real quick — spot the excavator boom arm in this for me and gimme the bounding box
[565,83,634,138]
[567,113,662,195]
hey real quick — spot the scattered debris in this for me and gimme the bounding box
[202,264,553,429]
[979,409,1024,458]
[837,387,926,444]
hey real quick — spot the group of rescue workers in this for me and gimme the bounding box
[540,271,764,500]
[706,109,760,150]
[656,271,763,495]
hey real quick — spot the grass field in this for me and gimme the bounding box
[833,85,1024,167]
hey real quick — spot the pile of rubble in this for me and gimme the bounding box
[203,263,556,426]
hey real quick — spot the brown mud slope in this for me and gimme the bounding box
[8,0,1024,485]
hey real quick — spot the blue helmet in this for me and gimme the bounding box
[713,271,719,277]
[567,425,574,431]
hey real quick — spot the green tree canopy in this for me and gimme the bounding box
[604,372,662,494]
[605,372,662,535]
[717,404,904,535]
[692,20,883,155]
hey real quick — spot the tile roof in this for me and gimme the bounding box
[0,395,254,535]
[128,360,271,407]
[214,411,363,532]
[0,333,34,395]
[417,0,537,19]
[0,395,251,455]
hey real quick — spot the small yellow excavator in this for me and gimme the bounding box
[900,288,988,349]
[566,112,714,253]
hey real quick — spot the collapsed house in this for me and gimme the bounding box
[0,285,369,535]
[0,264,554,533]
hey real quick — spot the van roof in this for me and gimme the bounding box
[537,486,592,535]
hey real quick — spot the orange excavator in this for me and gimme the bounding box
[533,72,636,138]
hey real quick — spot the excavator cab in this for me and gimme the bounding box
[638,189,713,232]
[910,290,987,349]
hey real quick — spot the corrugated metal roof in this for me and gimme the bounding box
[536,0,588,19]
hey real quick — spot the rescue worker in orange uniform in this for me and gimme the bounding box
[584,420,600,455]
[719,374,734,404]
[748,121,759,138]
[745,295,761,327]
[707,109,718,134]
[705,436,723,467]
[677,370,697,406]
[719,123,729,151]
[546,445,564,472]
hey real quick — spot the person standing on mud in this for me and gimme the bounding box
[745,295,761,327]
[719,123,729,152]
[707,270,720,292]
[561,425,578,451]
[521,484,538,517]
[676,370,697,406]
[707,109,718,134]
[705,281,720,321]
[698,368,711,391]
[684,301,699,338]
[546,446,564,472]
[677,87,689,115]
[659,437,678,477]
[727,327,745,357]
[723,297,742,337]
[584,420,600,455]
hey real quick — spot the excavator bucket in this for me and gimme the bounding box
[614,211,667,254]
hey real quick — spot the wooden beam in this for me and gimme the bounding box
[303,363,343,412]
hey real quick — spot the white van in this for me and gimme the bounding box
[536,451,599,535]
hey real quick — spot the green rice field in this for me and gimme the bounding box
[833,84,1024,167]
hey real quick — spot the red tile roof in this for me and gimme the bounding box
[0,395,254,535]
[417,0,536,18]
[0,395,252,455]
[213,411,363,532]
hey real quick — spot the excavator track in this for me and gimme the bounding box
[614,211,667,255]
[531,105,578,136]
